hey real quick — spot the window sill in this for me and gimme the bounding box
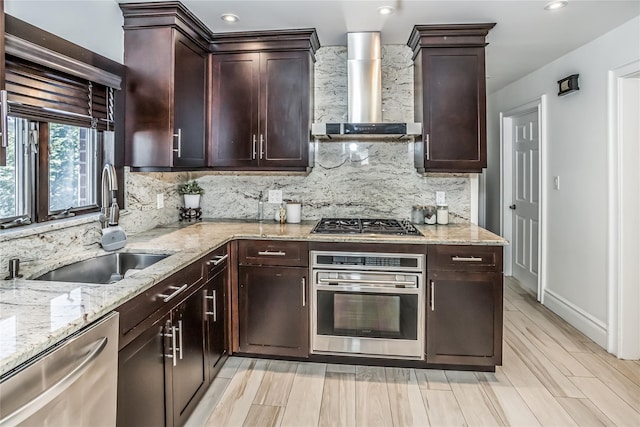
[0,211,129,243]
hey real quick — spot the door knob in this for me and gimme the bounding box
[509,204,516,210]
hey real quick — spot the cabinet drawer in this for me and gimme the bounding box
[117,261,203,347]
[428,245,502,272]
[238,240,308,267]
[203,244,229,279]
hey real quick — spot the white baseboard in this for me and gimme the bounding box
[543,289,608,348]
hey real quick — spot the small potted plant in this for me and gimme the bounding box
[178,180,204,209]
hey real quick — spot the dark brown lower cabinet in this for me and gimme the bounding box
[117,314,170,427]
[170,290,208,427]
[204,266,227,379]
[238,265,308,357]
[426,270,503,366]
[117,289,206,427]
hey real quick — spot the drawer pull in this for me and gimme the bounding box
[257,250,286,256]
[159,284,188,303]
[207,254,228,266]
[451,256,484,262]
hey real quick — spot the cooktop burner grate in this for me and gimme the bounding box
[312,218,423,236]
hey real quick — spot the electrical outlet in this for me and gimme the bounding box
[553,176,560,190]
[436,191,446,205]
[156,193,164,209]
[268,190,283,204]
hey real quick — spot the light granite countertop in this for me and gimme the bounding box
[0,220,507,377]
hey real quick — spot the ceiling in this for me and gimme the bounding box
[118,1,640,93]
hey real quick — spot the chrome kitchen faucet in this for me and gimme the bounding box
[99,163,127,250]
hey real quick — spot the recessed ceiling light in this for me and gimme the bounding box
[220,13,239,23]
[544,1,568,11]
[377,6,395,16]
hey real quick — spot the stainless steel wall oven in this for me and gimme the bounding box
[310,250,425,359]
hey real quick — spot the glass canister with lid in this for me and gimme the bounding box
[436,205,449,225]
[411,205,425,224]
[424,206,437,225]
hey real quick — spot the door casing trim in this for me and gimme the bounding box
[607,60,640,359]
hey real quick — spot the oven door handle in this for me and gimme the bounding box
[316,284,419,294]
[317,278,417,288]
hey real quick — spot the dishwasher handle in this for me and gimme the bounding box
[0,337,108,426]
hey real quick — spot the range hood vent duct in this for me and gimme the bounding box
[348,32,382,123]
[312,31,421,139]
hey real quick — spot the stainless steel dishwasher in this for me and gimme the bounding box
[0,312,119,427]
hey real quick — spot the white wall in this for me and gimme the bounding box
[5,0,124,63]
[487,16,640,346]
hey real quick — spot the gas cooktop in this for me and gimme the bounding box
[311,218,423,236]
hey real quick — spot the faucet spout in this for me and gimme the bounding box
[101,163,119,228]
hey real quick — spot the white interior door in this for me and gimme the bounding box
[511,110,539,294]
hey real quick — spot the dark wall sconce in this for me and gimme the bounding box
[558,74,579,96]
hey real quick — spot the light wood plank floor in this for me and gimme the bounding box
[186,278,640,427]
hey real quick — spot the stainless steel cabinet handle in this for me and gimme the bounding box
[212,290,217,321]
[205,290,215,318]
[302,277,306,307]
[257,250,286,256]
[252,135,257,160]
[430,280,435,311]
[0,337,107,426]
[451,256,484,262]
[259,134,264,159]
[0,90,8,150]
[173,128,182,157]
[159,284,188,303]
[207,254,228,266]
[425,134,430,161]
[177,320,183,360]
[171,324,178,366]
[164,321,177,367]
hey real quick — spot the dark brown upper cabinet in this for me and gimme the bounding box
[408,24,495,173]
[121,2,210,170]
[210,30,319,171]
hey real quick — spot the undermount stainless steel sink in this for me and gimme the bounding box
[35,253,170,284]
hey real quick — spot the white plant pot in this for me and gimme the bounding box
[183,194,201,209]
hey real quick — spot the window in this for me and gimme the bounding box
[0,54,116,228]
[0,119,101,226]
[47,123,98,213]
[0,117,23,220]
[1,18,122,229]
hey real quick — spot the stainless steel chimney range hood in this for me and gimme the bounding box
[312,32,421,140]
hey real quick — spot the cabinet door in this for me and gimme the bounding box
[420,47,486,172]
[173,31,207,168]
[238,265,308,357]
[171,290,208,427]
[210,53,259,167]
[426,271,502,366]
[204,267,227,380]
[259,51,311,168]
[117,313,171,427]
